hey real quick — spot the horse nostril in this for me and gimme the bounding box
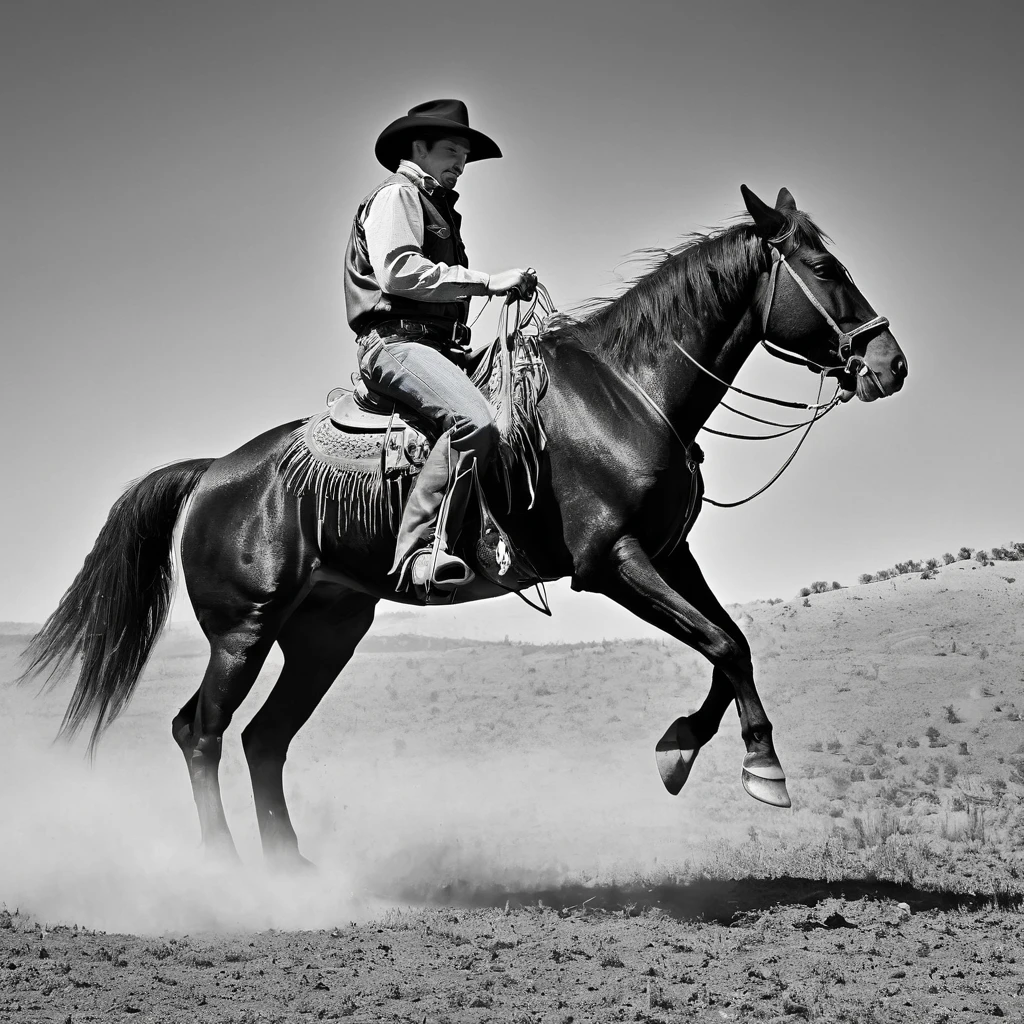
[892,356,908,379]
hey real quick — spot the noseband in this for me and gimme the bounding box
[760,244,890,375]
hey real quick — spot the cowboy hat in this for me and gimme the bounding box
[375,99,502,172]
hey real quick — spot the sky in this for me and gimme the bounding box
[2,0,1022,634]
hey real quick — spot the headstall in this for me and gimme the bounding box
[759,242,890,379]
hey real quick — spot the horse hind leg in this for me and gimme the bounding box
[171,624,278,861]
[241,589,377,871]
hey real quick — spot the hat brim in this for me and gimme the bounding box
[375,116,502,172]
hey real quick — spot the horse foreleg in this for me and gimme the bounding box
[241,588,378,871]
[599,536,789,807]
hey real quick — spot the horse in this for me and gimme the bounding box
[23,185,907,870]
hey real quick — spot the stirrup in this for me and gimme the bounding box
[410,549,475,591]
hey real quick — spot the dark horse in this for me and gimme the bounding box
[24,186,906,869]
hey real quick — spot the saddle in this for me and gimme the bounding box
[281,300,553,596]
[329,378,411,432]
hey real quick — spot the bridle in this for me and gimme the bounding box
[528,243,892,556]
[651,236,892,524]
[758,241,890,387]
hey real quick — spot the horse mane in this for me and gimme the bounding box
[548,210,829,371]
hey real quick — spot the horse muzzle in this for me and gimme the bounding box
[842,336,908,403]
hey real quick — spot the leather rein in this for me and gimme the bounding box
[633,239,890,555]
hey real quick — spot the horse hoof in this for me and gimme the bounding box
[655,717,701,796]
[741,754,792,808]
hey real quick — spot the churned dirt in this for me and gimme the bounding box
[2,893,1021,1023]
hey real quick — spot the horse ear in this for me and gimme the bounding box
[774,187,797,213]
[741,184,786,239]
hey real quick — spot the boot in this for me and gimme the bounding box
[391,437,477,593]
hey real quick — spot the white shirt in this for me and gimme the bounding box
[361,160,491,302]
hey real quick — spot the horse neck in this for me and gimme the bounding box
[633,278,765,444]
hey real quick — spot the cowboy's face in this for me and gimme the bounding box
[411,136,470,190]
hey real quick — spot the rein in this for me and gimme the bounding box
[625,236,893,528]
[701,374,840,508]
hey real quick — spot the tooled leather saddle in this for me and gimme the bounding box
[283,317,551,593]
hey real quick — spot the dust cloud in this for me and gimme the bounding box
[1,637,726,936]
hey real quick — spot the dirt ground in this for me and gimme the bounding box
[2,885,1021,1024]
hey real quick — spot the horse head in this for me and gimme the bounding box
[741,185,907,403]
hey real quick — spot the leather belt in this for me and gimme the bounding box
[368,318,471,346]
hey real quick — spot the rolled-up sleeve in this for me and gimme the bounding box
[362,184,491,301]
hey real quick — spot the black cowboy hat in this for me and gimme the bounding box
[374,98,502,172]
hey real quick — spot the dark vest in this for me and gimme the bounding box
[344,170,471,334]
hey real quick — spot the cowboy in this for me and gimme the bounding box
[345,99,531,594]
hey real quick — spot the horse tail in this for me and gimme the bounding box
[21,458,215,752]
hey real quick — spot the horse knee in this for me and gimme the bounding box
[706,628,750,670]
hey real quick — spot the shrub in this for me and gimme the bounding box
[810,581,830,594]
[906,736,920,748]
[799,587,811,598]
[859,573,874,585]
[826,739,842,752]
[943,552,956,565]
[943,705,962,724]
[894,561,911,575]
[831,581,843,590]
[850,768,865,782]
[875,569,892,581]
[908,560,923,572]
[958,742,969,756]
[868,766,885,780]
[958,547,974,560]
[1014,541,1024,558]
[975,550,990,564]
[920,569,934,580]
[802,597,811,607]
[926,558,940,570]
[809,740,823,752]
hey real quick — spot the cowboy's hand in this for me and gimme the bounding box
[486,269,532,296]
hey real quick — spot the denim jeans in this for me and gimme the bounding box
[356,329,498,462]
